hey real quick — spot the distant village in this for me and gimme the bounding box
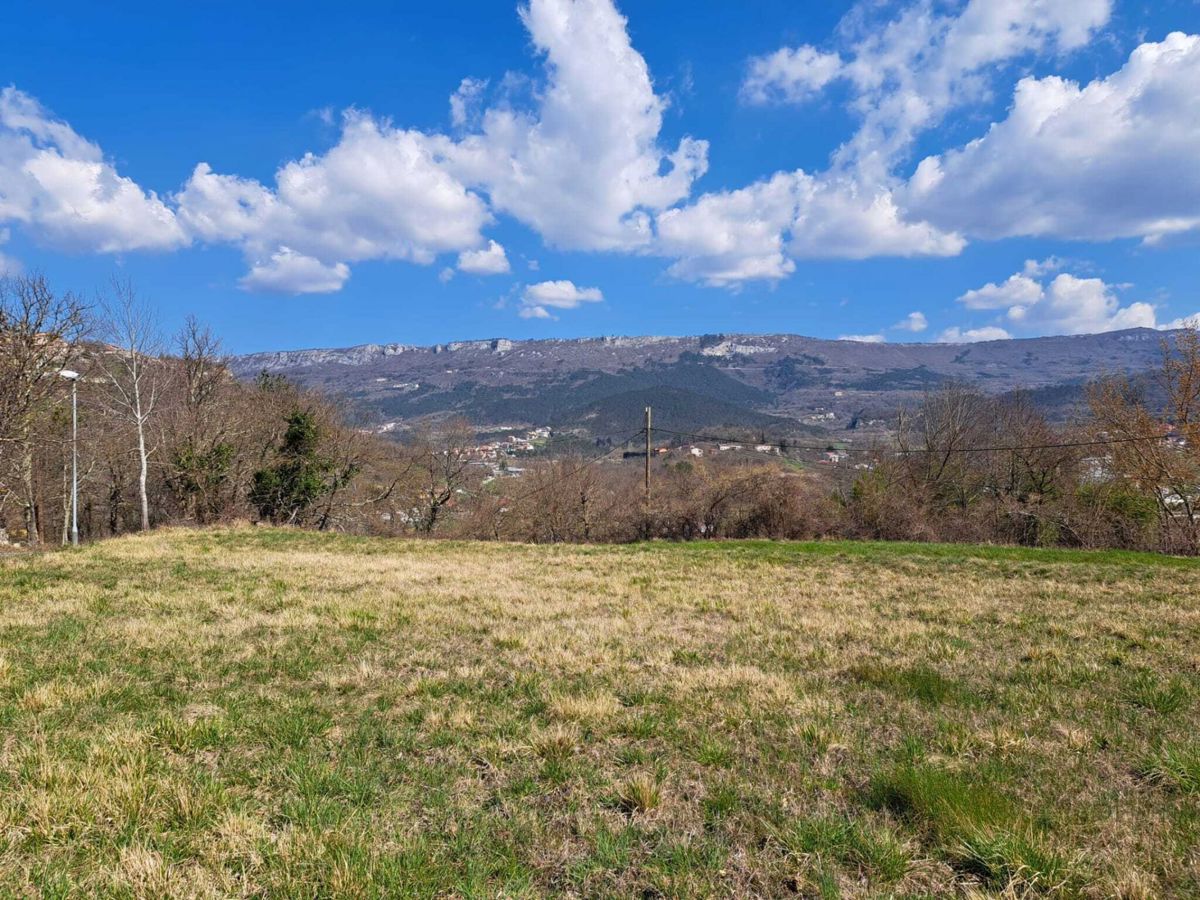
[393,422,875,485]
[367,418,1194,498]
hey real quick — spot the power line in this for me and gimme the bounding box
[651,424,1199,457]
[493,420,1195,505]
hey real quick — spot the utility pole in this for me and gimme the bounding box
[60,370,80,546]
[644,405,652,504]
[71,376,78,546]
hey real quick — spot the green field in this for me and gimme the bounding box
[0,529,1197,897]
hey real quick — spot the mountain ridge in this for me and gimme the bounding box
[234,327,1172,369]
[230,328,1180,436]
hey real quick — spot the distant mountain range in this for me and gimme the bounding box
[230,329,1179,439]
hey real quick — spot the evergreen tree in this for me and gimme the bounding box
[250,411,354,524]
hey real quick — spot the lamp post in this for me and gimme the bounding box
[59,370,80,546]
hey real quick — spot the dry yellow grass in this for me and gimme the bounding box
[0,527,1197,896]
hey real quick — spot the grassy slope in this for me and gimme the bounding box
[0,529,1197,897]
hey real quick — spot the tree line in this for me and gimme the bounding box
[2,273,1197,554]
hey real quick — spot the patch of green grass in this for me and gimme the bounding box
[701,779,740,825]
[869,763,1079,892]
[777,814,910,884]
[695,735,735,768]
[657,536,1200,570]
[151,712,231,753]
[955,829,1079,895]
[869,763,1015,840]
[1122,672,1190,715]
[850,661,973,705]
[1138,742,1200,794]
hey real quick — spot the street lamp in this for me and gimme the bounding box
[59,370,80,547]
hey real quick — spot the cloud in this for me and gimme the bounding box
[668,0,1108,284]
[834,312,927,342]
[438,0,708,253]
[958,273,1044,310]
[145,0,710,292]
[741,46,843,105]
[456,239,510,275]
[667,0,1112,286]
[1009,273,1156,334]
[5,0,1197,304]
[0,228,19,274]
[519,279,603,319]
[523,279,603,307]
[832,0,1111,177]
[786,177,964,260]
[1,0,708,293]
[449,77,487,129]
[0,87,187,253]
[938,325,1012,343]
[656,172,800,287]
[894,311,928,333]
[905,32,1200,244]
[1159,315,1199,331]
[239,247,350,294]
[953,266,1158,336]
[176,112,492,279]
[1023,256,1066,278]
[657,170,963,286]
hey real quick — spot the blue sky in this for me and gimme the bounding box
[1,0,1198,352]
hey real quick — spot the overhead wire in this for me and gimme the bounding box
[489,419,1197,504]
[650,424,1199,456]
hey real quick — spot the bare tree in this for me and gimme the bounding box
[162,317,242,523]
[406,420,478,533]
[95,278,168,532]
[1089,324,1200,551]
[503,456,609,542]
[0,275,88,544]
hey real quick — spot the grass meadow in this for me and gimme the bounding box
[0,528,1197,897]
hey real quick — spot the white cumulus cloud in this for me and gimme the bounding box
[656,172,801,287]
[905,32,1200,244]
[449,77,488,129]
[832,0,1112,177]
[666,0,1114,288]
[176,112,492,292]
[519,279,603,319]
[667,0,1109,285]
[456,239,510,275]
[894,311,928,333]
[1159,315,1199,331]
[0,227,20,274]
[437,0,708,253]
[7,0,1200,306]
[952,266,1159,337]
[657,170,963,286]
[958,273,1045,310]
[0,87,186,253]
[938,325,1013,343]
[239,247,350,294]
